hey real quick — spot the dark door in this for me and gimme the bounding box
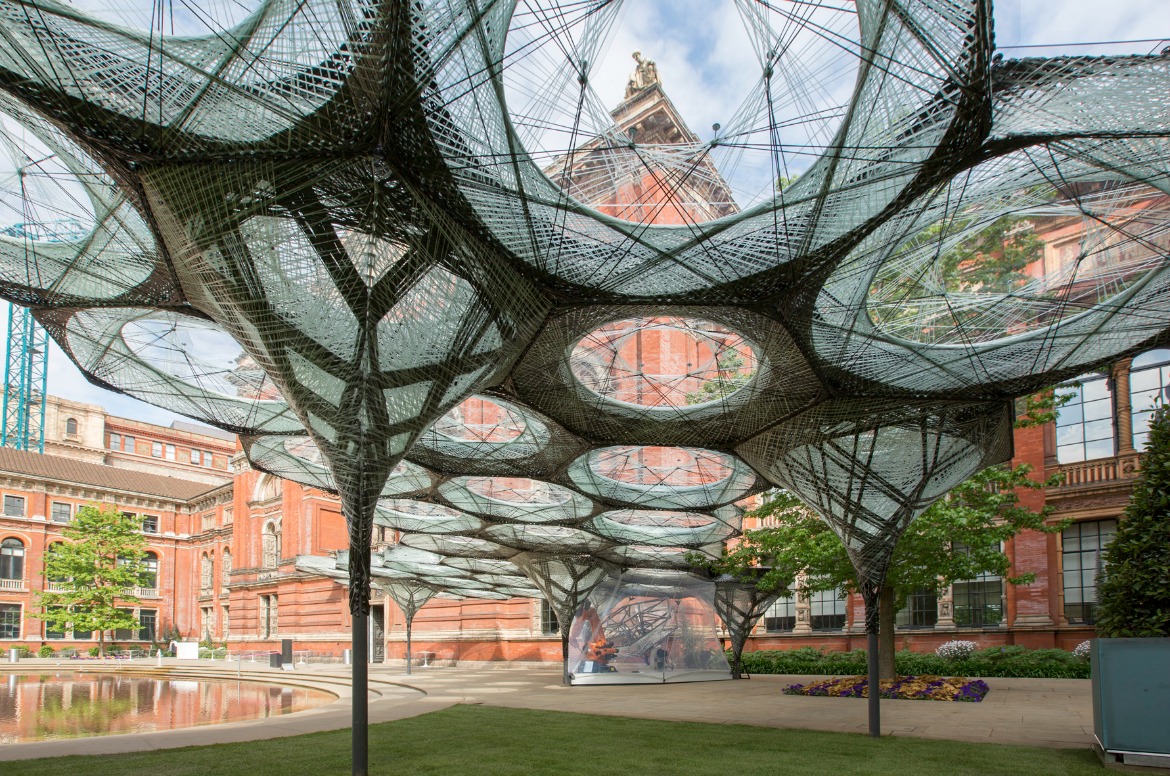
[371,607,385,663]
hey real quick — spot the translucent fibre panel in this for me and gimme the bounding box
[0,99,157,300]
[122,313,279,401]
[241,216,357,359]
[417,396,551,461]
[591,510,736,547]
[64,308,297,433]
[439,477,594,523]
[375,500,483,534]
[501,0,860,223]
[399,533,516,559]
[867,168,1170,346]
[65,0,263,37]
[568,446,756,508]
[570,317,757,409]
[377,266,500,371]
[483,524,611,554]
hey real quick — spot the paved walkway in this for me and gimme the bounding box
[0,660,1093,761]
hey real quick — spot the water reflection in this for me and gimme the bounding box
[0,672,334,743]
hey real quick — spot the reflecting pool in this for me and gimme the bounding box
[0,672,336,743]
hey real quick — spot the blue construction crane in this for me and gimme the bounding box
[0,220,84,453]
[1,303,48,453]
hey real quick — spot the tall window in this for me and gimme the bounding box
[1056,374,1115,463]
[0,603,19,639]
[50,502,72,523]
[201,554,213,592]
[0,538,24,581]
[953,572,1003,627]
[262,523,280,569]
[141,515,159,534]
[142,552,158,590]
[1062,519,1117,625]
[44,607,65,639]
[123,435,135,453]
[64,417,78,435]
[114,608,137,641]
[952,544,1004,627]
[1130,349,1170,450]
[165,444,176,461]
[190,449,201,464]
[222,550,232,587]
[109,432,121,450]
[203,451,214,467]
[139,609,157,642]
[896,588,939,628]
[3,496,25,517]
[764,597,795,632]
[540,599,559,635]
[260,594,278,637]
[151,441,163,458]
[810,588,846,630]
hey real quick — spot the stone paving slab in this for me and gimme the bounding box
[0,661,1094,761]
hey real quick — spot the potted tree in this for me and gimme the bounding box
[1091,405,1170,767]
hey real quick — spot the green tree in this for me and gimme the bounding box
[37,505,154,656]
[703,464,1066,678]
[684,347,754,405]
[1095,405,1170,637]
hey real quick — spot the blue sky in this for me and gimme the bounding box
[3,0,1168,429]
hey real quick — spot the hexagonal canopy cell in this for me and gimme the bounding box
[501,0,861,230]
[866,174,1170,348]
[414,396,552,462]
[571,317,758,409]
[439,476,595,523]
[57,308,299,435]
[567,446,759,509]
[589,509,737,547]
[0,97,162,304]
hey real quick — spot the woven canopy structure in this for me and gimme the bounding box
[0,0,1167,764]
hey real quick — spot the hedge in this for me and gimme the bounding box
[737,645,1090,679]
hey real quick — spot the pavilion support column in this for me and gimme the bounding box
[862,581,881,738]
[405,616,413,676]
[344,488,382,776]
[561,630,571,686]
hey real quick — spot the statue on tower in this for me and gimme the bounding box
[625,51,660,98]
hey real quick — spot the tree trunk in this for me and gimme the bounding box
[98,629,105,658]
[878,583,896,681]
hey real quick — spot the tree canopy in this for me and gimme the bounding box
[37,504,155,654]
[1096,405,1170,638]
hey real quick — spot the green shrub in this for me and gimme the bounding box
[37,645,54,658]
[735,645,1090,679]
[2,644,31,657]
[88,646,101,657]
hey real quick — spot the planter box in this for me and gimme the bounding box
[1091,638,1170,767]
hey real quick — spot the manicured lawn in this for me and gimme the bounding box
[6,705,1104,776]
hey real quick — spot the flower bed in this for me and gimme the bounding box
[782,675,990,702]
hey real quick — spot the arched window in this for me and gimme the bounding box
[1056,373,1115,463]
[201,553,213,590]
[142,552,158,590]
[1130,348,1170,450]
[222,549,232,587]
[0,538,24,581]
[262,524,280,569]
[253,475,282,503]
[64,417,78,435]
